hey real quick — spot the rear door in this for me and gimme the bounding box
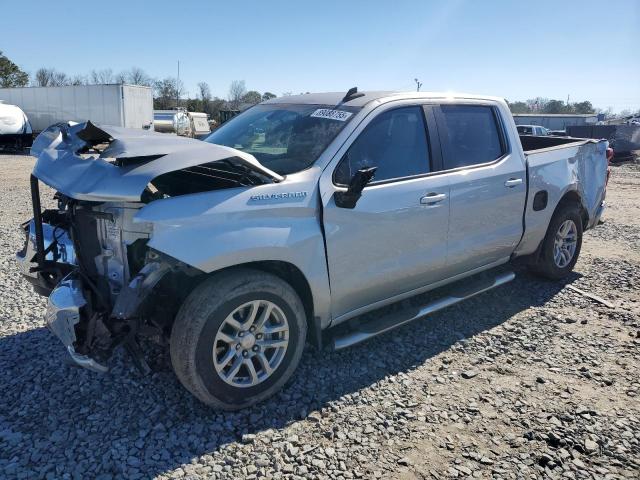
[321,104,450,321]
[434,103,526,274]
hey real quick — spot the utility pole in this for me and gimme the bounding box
[176,60,180,108]
[414,78,422,92]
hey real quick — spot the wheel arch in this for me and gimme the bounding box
[529,188,586,262]
[554,189,589,229]
[174,260,323,350]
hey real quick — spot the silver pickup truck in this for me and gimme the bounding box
[17,90,609,409]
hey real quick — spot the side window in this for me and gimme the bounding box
[334,106,430,185]
[439,105,505,169]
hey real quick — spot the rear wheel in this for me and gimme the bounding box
[529,203,583,280]
[170,268,307,410]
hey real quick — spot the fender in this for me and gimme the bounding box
[514,139,608,257]
[134,174,332,328]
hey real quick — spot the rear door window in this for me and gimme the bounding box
[438,105,506,169]
[334,106,430,185]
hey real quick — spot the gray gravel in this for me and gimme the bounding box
[0,154,638,479]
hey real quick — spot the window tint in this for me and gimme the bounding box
[334,106,430,185]
[439,105,505,169]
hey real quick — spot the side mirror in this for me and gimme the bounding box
[334,167,377,209]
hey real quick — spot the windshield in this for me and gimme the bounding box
[204,104,360,175]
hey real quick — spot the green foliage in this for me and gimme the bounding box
[507,101,529,114]
[543,99,565,114]
[572,101,594,114]
[153,77,184,109]
[508,98,596,115]
[242,90,262,105]
[0,51,29,87]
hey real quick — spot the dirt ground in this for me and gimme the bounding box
[0,153,638,480]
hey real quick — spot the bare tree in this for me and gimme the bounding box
[90,68,114,84]
[115,71,128,84]
[228,80,247,109]
[50,71,69,86]
[70,74,88,85]
[198,82,211,102]
[32,68,69,86]
[33,68,53,86]
[197,82,212,112]
[127,67,152,86]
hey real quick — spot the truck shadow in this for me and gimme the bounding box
[0,268,580,478]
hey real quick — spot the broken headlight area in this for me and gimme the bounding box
[18,177,196,372]
[16,199,76,295]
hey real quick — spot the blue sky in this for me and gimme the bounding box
[3,0,639,111]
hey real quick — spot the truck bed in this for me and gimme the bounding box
[514,135,609,257]
[519,134,593,152]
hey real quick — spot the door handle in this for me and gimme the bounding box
[420,193,447,205]
[504,178,523,188]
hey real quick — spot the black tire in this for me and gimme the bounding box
[529,203,583,280]
[170,268,307,410]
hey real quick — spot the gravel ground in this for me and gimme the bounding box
[0,153,638,480]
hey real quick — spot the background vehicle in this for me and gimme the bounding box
[547,129,568,136]
[153,109,211,138]
[517,124,549,136]
[0,84,153,133]
[18,90,609,410]
[0,101,32,150]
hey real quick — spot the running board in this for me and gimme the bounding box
[332,271,516,350]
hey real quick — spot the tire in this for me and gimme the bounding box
[170,268,307,410]
[529,203,583,280]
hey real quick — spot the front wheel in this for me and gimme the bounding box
[170,268,307,410]
[529,203,583,280]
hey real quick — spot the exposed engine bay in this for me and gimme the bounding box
[17,121,283,371]
[19,182,192,372]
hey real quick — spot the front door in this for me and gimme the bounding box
[322,105,450,321]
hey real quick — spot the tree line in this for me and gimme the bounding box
[507,97,596,115]
[0,51,276,123]
[2,51,637,120]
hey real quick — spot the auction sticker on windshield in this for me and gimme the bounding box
[310,109,353,121]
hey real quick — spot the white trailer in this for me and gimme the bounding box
[0,84,153,132]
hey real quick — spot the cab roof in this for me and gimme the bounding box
[262,90,505,107]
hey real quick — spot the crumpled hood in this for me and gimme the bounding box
[31,122,283,202]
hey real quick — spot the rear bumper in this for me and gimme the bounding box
[591,201,606,228]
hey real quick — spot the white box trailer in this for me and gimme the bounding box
[0,84,153,132]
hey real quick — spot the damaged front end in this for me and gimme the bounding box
[18,121,274,372]
[17,178,179,372]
